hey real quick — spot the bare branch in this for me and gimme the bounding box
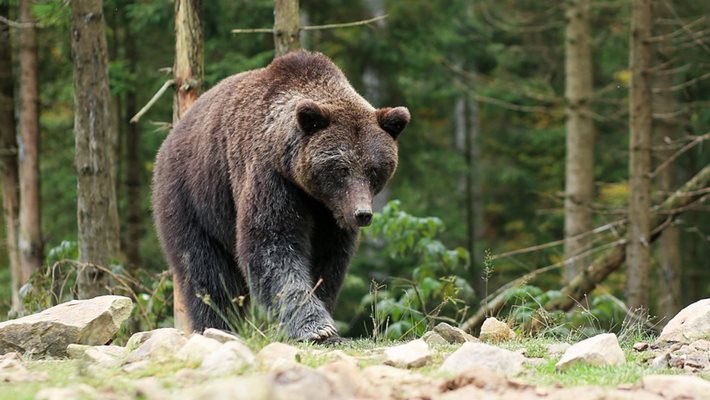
[650,132,710,178]
[232,14,388,34]
[130,79,174,124]
[0,15,37,28]
[301,14,388,31]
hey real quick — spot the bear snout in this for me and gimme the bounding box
[354,208,373,227]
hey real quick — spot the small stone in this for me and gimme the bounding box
[439,342,525,376]
[555,333,625,371]
[318,359,361,397]
[257,342,301,370]
[125,328,184,350]
[691,339,710,352]
[658,298,710,343]
[184,376,272,400]
[201,340,256,376]
[271,365,337,400]
[66,344,91,359]
[125,328,188,363]
[433,322,478,344]
[133,377,170,400]
[650,352,669,369]
[0,352,48,382]
[479,317,516,342]
[0,295,133,357]
[643,375,710,399]
[122,360,150,373]
[422,331,449,346]
[176,334,223,364]
[383,339,432,368]
[202,328,244,344]
[523,357,547,367]
[36,384,97,400]
[83,345,126,369]
[545,343,571,356]
[633,342,649,352]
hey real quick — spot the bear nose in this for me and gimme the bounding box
[354,209,373,227]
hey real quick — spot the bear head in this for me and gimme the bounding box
[291,98,410,230]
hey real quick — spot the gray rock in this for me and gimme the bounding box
[383,339,432,368]
[36,384,97,400]
[82,345,126,369]
[202,328,244,344]
[479,317,516,343]
[422,331,449,346]
[433,322,478,344]
[184,376,273,400]
[257,342,302,370]
[271,365,339,400]
[176,334,223,364]
[439,342,525,376]
[125,328,187,363]
[642,375,710,399]
[0,295,133,357]
[546,342,571,356]
[125,328,184,350]
[556,333,625,371]
[0,351,48,382]
[632,342,649,352]
[200,340,256,376]
[659,298,710,343]
[650,352,669,369]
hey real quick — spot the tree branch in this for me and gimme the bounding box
[130,79,174,124]
[232,15,388,34]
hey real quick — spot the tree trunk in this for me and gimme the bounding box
[563,0,596,284]
[274,0,300,57]
[625,0,653,312]
[0,3,22,312]
[124,19,142,270]
[18,0,42,284]
[71,0,121,299]
[653,11,681,319]
[173,0,204,332]
[173,0,203,122]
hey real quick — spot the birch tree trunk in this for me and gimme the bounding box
[71,0,121,299]
[0,3,22,311]
[173,0,204,332]
[625,0,653,312]
[18,0,42,284]
[274,0,300,57]
[563,0,596,284]
[653,9,681,319]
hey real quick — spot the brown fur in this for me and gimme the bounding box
[152,51,410,341]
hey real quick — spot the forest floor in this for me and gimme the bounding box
[2,333,708,400]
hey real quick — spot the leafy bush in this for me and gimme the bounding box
[356,200,474,340]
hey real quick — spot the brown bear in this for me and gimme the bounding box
[152,50,409,342]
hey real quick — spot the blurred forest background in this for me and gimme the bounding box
[0,0,708,339]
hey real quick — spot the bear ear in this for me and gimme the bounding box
[296,99,330,135]
[377,106,410,139]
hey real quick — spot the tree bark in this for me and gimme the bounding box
[652,1,682,321]
[563,0,596,284]
[173,0,204,332]
[18,0,43,284]
[625,0,653,312]
[274,0,300,57]
[71,0,121,299]
[0,3,22,311]
[124,18,142,269]
[173,0,203,122]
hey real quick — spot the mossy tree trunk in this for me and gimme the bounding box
[71,0,121,299]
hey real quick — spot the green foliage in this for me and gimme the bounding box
[356,201,474,340]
